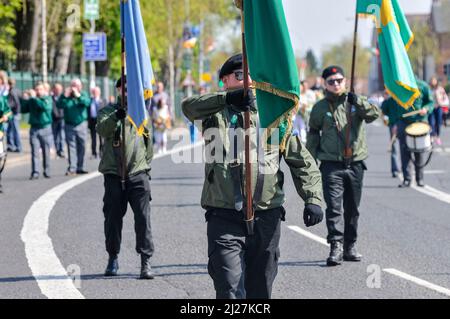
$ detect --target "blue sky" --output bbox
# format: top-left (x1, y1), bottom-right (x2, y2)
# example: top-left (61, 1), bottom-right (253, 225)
top-left (282, 0), bottom-right (433, 57)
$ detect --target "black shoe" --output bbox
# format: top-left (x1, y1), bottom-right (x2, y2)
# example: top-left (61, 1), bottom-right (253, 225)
top-left (398, 179), bottom-right (411, 188)
top-left (104, 255), bottom-right (119, 277)
top-left (326, 241), bottom-right (343, 266)
top-left (65, 171), bottom-right (77, 177)
top-left (57, 153), bottom-right (66, 159)
top-left (343, 242), bottom-right (362, 262)
top-left (76, 170), bottom-right (89, 175)
top-left (392, 171), bottom-right (398, 178)
top-left (416, 180), bottom-right (425, 187)
top-left (0, 184), bottom-right (3, 194)
top-left (140, 255), bottom-right (155, 279)
top-left (44, 173), bottom-right (51, 179)
top-left (29, 173), bottom-right (39, 180)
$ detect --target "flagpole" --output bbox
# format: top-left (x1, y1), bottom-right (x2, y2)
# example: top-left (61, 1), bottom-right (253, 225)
top-left (240, 0), bottom-right (254, 236)
top-left (350, 12), bottom-right (359, 93)
top-left (120, 0), bottom-right (127, 190)
top-left (345, 11), bottom-right (359, 163)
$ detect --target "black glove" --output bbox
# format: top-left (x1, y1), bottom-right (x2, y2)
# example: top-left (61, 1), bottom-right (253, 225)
top-left (303, 204), bottom-right (324, 227)
top-left (226, 88), bottom-right (254, 112)
top-left (115, 108), bottom-right (127, 120)
top-left (347, 92), bottom-right (358, 105)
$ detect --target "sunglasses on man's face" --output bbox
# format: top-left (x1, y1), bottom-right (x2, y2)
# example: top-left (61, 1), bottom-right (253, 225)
top-left (327, 78), bottom-right (345, 86)
top-left (233, 70), bottom-right (244, 81)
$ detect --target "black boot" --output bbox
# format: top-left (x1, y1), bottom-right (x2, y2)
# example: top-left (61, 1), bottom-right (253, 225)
top-left (140, 254), bottom-right (155, 280)
top-left (343, 242), bottom-right (362, 262)
top-left (104, 255), bottom-right (119, 276)
top-left (326, 241), bottom-right (343, 266)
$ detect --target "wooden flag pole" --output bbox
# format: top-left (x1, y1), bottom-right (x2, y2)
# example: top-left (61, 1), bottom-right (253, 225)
top-left (344, 12), bottom-right (360, 164)
top-left (241, 1), bottom-right (254, 236)
top-left (350, 12), bottom-right (360, 93)
top-left (120, 0), bottom-right (127, 190)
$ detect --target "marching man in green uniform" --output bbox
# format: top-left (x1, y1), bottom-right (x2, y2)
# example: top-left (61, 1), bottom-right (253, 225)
top-left (21, 83), bottom-right (54, 180)
top-left (307, 66), bottom-right (380, 266)
top-left (0, 96), bottom-right (12, 193)
top-left (96, 77), bottom-right (155, 280)
top-left (182, 54), bottom-right (324, 299)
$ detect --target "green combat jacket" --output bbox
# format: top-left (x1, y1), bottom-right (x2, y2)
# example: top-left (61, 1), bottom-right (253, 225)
top-left (182, 91), bottom-right (323, 211)
top-left (306, 91), bottom-right (380, 162)
top-left (0, 97), bottom-right (12, 132)
top-left (21, 96), bottom-right (53, 129)
top-left (57, 91), bottom-right (90, 126)
top-left (96, 102), bottom-right (153, 177)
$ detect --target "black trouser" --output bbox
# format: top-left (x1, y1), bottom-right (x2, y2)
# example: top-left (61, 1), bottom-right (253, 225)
top-left (103, 172), bottom-right (154, 257)
top-left (320, 161), bottom-right (366, 244)
top-left (397, 120), bottom-right (424, 182)
top-left (206, 207), bottom-right (285, 299)
top-left (88, 117), bottom-right (103, 157)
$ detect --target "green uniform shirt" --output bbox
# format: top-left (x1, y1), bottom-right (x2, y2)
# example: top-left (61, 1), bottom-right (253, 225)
top-left (96, 103), bottom-right (153, 177)
top-left (306, 91), bottom-right (380, 162)
top-left (57, 91), bottom-right (90, 126)
top-left (21, 96), bottom-right (53, 129)
top-left (382, 79), bottom-right (434, 125)
top-left (380, 97), bottom-right (399, 126)
top-left (0, 96), bottom-right (12, 132)
top-left (182, 91), bottom-right (323, 211)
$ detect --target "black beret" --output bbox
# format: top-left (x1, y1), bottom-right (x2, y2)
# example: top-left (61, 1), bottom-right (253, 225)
top-left (219, 54), bottom-right (243, 79)
top-left (116, 76), bottom-right (127, 88)
top-left (322, 65), bottom-right (345, 80)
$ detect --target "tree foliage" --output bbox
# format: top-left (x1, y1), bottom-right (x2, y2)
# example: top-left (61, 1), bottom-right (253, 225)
top-left (322, 37), bottom-right (371, 82)
top-left (0, 0), bottom-right (22, 61)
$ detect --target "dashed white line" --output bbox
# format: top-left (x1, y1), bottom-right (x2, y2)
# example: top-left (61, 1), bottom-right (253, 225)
top-left (398, 173), bottom-right (450, 205)
top-left (287, 225), bottom-right (450, 298)
top-left (383, 268), bottom-right (450, 297)
top-left (287, 225), bottom-right (329, 246)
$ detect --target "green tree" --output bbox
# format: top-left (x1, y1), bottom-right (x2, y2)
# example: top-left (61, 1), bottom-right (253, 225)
top-left (322, 37), bottom-right (371, 90)
top-left (407, 21), bottom-right (439, 80)
top-left (0, 0), bottom-right (22, 68)
top-left (305, 49), bottom-right (318, 75)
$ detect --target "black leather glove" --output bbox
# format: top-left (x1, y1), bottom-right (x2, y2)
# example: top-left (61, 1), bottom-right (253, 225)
top-left (347, 92), bottom-right (358, 105)
top-left (226, 88), bottom-right (254, 112)
top-left (303, 204), bottom-right (324, 227)
top-left (115, 108), bottom-right (127, 120)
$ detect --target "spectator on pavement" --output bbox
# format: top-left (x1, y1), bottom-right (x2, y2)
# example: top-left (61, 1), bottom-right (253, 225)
top-left (88, 86), bottom-right (105, 158)
top-left (6, 78), bottom-right (22, 153)
top-left (51, 83), bottom-right (65, 158)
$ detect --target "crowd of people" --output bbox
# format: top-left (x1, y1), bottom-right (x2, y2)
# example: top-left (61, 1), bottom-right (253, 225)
top-left (0, 70), bottom-right (173, 187)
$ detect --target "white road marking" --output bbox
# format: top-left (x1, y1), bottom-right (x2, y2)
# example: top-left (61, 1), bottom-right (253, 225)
top-left (21, 141), bottom-right (202, 299)
top-left (287, 225), bottom-right (329, 246)
top-left (383, 269), bottom-right (450, 297)
top-left (287, 225), bottom-right (450, 297)
top-left (398, 173), bottom-right (450, 205)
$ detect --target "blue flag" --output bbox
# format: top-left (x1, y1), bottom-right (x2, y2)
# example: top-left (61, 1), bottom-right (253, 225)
top-left (121, 0), bottom-right (155, 135)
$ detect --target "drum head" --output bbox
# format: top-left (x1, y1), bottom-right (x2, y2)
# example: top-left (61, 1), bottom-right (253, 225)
top-left (405, 122), bottom-right (431, 137)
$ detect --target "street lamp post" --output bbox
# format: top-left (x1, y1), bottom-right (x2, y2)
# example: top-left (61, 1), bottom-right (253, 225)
top-left (42, 0), bottom-right (48, 83)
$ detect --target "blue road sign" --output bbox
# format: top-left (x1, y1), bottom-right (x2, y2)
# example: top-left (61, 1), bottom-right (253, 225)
top-left (83, 33), bottom-right (107, 62)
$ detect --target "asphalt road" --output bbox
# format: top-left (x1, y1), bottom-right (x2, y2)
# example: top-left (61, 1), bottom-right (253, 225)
top-left (1, 122), bottom-right (450, 299)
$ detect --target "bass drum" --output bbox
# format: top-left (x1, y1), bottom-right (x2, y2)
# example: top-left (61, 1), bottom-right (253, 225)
top-left (405, 122), bottom-right (432, 153)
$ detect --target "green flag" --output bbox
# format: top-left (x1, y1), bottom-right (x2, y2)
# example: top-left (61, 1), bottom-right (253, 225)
top-left (243, 0), bottom-right (300, 150)
top-left (357, 0), bottom-right (419, 109)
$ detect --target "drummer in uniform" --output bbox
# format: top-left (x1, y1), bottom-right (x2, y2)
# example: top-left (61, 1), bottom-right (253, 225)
top-left (395, 78), bottom-right (434, 188)
top-left (0, 95), bottom-right (12, 193)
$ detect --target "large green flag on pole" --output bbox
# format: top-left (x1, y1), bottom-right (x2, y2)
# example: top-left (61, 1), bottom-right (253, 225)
top-left (357, 0), bottom-right (419, 109)
top-left (242, 0), bottom-right (300, 151)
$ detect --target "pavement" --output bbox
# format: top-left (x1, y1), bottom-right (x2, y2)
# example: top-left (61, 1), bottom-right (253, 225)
top-left (1, 121), bottom-right (450, 299)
